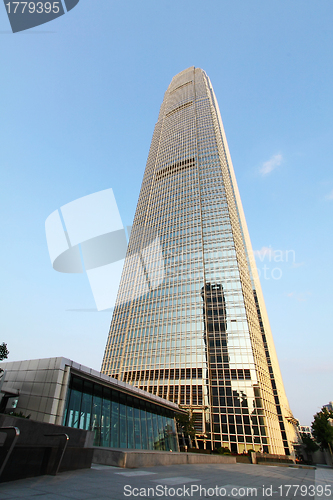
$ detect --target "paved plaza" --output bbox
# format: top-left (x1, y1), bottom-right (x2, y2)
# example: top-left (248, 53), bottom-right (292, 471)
top-left (0, 463), bottom-right (332, 500)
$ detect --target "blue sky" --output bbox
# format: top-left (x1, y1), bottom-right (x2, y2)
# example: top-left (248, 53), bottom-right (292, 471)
top-left (1, 1), bottom-right (332, 426)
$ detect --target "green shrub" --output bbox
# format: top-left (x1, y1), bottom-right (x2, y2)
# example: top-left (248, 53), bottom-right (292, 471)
top-left (9, 411), bottom-right (30, 419)
top-left (217, 446), bottom-right (231, 455)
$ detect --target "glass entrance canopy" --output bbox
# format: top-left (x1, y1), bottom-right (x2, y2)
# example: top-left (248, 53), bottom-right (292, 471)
top-left (63, 374), bottom-right (179, 451)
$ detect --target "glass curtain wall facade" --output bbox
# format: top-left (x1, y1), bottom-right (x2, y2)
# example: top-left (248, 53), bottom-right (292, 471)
top-left (63, 374), bottom-right (179, 451)
top-left (102, 67), bottom-right (297, 455)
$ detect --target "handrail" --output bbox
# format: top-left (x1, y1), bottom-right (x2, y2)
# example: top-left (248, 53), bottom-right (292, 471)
top-left (44, 433), bottom-right (69, 475)
top-left (0, 426), bottom-right (20, 477)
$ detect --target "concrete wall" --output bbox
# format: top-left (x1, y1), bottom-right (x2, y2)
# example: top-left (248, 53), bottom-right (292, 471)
top-left (0, 414), bottom-right (94, 448)
top-left (92, 448), bottom-right (236, 468)
top-left (312, 448), bottom-right (333, 466)
top-left (0, 413), bottom-right (94, 482)
top-left (251, 452), bottom-right (295, 465)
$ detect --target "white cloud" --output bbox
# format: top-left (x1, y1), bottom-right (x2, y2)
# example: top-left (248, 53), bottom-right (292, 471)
top-left (291, 261), bottom-right (305, 269)
top-left (260, 153), bottom-right (283, 176)
top-left (254, 247), bottom-right (297, 264)
top-left (254, 246), bottom-right (275, 261)
top-left (299, 362), bottom-right (333, 375)
top-left (286, 291), bottom-right (311, 302)
top-left (325, 189), bottom-right (333, 200)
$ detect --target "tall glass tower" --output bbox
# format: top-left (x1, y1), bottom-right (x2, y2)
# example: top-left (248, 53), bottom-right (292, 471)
top-left (102, 67), bottom-right (297, 455)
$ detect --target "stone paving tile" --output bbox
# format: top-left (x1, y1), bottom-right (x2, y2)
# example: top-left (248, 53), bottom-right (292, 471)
top-left (151, 475), bottom-right (200, 485)
top-left (0, 463), bottom-right (332, 500)
top-left (115, 470), bottom-right (157, 476)
top-left (91, 465), bottom-right (119, 471)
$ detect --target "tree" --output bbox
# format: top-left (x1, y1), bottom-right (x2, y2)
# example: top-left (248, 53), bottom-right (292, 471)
top-left (300, 433), bottom-right (319, 463)
top-left (0, 343), bottom-right (9, 361)
top-left (301, 433), bottom-right (319, 453)
top-left (311, 407), bottom-right (333, 456)
top-left (0, 342), bottom-right (9, 373)
top-left (176, 411), bottom-right (196, 438)
top-left (176, 411), bottom-right (197, 448)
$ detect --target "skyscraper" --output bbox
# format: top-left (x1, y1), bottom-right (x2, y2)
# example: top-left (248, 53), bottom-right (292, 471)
top-left (102, 67), bottom-right (298, 455)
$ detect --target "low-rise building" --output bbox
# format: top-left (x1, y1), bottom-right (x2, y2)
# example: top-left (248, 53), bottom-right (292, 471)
top-left (298, 425), bottom-right (312, 437)
top-left (0, 357), bottom-right (183, 451)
